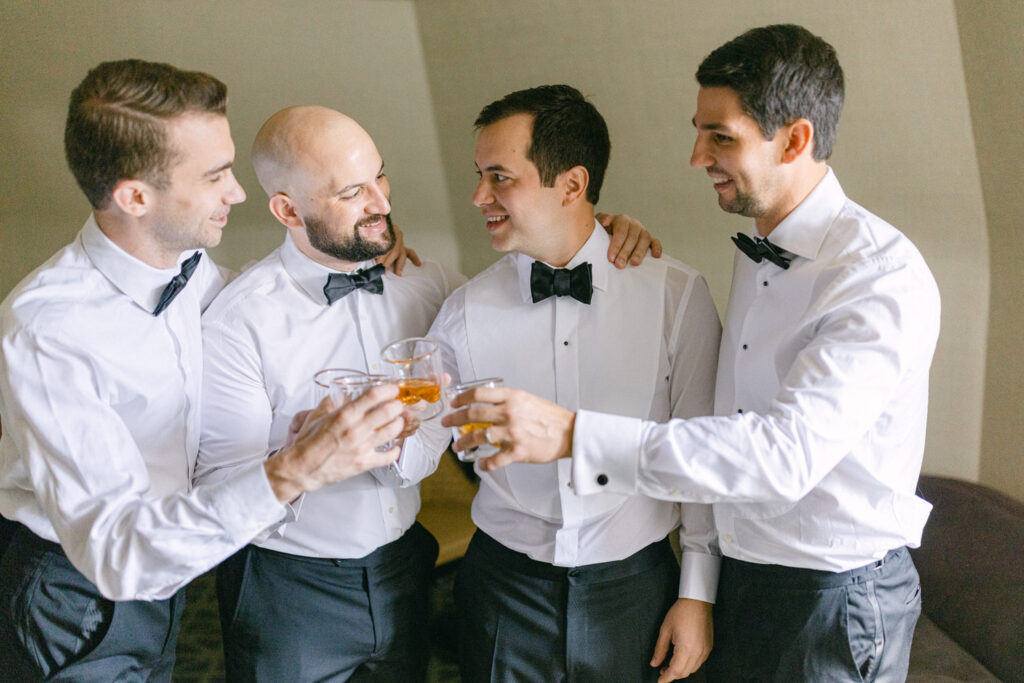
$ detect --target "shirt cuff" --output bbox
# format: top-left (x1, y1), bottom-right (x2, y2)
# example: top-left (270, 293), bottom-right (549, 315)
top-left (210, 460), bottom-right (288, 544)
top-left (678, 551), bottom-right (720, 603)
top-left (571, 410), bottom-right (642, 496)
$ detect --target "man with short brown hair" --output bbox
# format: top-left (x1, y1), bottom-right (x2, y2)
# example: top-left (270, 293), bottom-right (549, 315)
top-left (0, 60), bottom-right (404, 681)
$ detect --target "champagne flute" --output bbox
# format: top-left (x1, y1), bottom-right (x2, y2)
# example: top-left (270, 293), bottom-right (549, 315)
top-left (379, 337), bottom-right (445, 420)
top-left (446, 377), bottom-right (503, 462)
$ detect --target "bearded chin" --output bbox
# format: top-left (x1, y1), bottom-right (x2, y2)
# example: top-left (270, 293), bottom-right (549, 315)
top-left (306, 214), bottom-right (396, 263)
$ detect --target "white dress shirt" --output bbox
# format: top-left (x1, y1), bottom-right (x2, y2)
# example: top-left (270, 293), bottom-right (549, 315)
top-left (425, 224), bottom-right (722, 602)
top-left (195, 234), bottom-right (463, 559)
top-left (573, 169), bottom-right (941, 572)
top-left (0, 216), bottom-right (287, 601)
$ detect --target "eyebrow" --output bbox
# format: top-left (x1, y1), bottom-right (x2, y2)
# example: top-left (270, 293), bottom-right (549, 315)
top-left (691, 117), bottom-right (727, 131)
top-left (336, 161), bottom-right (386, 194)
top-left (203, 161), bottom-right (234, 178)
top-left (477, 163), bottom-right (512, 173)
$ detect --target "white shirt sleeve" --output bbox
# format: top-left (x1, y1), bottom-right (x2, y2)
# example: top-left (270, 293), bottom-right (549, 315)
top-left (574, 256), bottom-right (939, 505)
top-left (0, 325), bottom-right (286, 601)
top-left (664, 272), bottom-right (722, 602)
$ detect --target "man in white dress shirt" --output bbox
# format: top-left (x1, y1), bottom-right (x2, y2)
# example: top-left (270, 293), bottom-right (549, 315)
top-left (0, 61), bottom-right (405, 681)
top-left (425, 85), bottom-right (722, 682)
top-left (447, 26), bottom-right (941, 681)
top-left (193, 105), bottom-right (464, 681)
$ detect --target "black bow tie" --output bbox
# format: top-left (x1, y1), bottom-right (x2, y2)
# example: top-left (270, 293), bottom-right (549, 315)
top-left (323, 264), bottom-right (386, 304)
top-left (731, 232), bottom-right (791, 270)
top-left (153, 251), bottom-right (202, 316)
top-left (530, 261), bottom-right (593, 304)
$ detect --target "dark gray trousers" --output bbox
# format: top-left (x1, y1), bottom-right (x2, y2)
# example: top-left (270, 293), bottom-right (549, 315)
top-left (706, 546), bottom-right (922, 682)
top-left (217, 522), bottom-right (438, 682)
top-left (455, 530), bottom-right (678, 683)
top-left (0, 524), bottom-right (184, 682)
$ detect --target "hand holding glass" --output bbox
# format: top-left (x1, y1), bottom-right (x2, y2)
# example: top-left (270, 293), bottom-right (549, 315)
top-left (447, 377), bottom-right (503, 462)
top-left (312, 368), bottom-right (396, 451)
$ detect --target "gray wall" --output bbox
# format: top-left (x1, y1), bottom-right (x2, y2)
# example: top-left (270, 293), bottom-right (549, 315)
top-left (0, 0), bottom-right (1019, 499)
top-left (0, 0), bottom-right (459, 283)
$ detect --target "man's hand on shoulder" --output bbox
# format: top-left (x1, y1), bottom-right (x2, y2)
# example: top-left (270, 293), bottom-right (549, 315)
top-left (376, 221), bottom-right (422, 275)
top-left (598, 212), bottom-right (663, 269)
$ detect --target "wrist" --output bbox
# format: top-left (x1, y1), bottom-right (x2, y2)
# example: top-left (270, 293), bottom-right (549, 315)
top-left (263, 445), bottom-right (312, 504)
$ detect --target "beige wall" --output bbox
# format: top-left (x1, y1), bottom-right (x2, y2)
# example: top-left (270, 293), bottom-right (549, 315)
top-left (0, 0), bottom-right (459, 291)
top-left (0, 1), bottom-right (1017, 498)
top-left (415, 0), bottom-right (992, 488)
top-left (955, 0), bottom-right (1024, 500)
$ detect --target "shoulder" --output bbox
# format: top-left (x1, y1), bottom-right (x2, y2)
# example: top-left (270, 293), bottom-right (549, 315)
top-left (201, 249), bottom-right (288, 326)
top-left (383, 258), bottom-right (467, 299)
top-left (1, 240), bottom-right (109, 340)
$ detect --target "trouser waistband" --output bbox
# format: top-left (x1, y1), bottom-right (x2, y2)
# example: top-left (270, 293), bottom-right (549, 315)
top-left (721, 546), bottom-right (911, 589)
top-left (469, 530), bottom-right (674, 583)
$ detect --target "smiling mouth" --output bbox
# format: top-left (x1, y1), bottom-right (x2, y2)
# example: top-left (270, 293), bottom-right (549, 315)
top-left (356, 215), bottom-right (387, 232)
top-left (486, 215), bottom-right (508, 231)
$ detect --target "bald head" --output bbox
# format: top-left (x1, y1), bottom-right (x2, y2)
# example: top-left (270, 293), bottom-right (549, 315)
top-left (251, 105), bottom-right (377, 198)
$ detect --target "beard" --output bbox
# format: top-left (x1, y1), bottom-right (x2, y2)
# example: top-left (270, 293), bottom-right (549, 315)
top-left (306, 213), bottom-right (396, 263)
top-left (712, 169), bottom-right (769, 219)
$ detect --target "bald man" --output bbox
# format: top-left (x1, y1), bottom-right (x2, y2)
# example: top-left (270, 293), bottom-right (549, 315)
top-left (193, 106), bottom-right (463, 681)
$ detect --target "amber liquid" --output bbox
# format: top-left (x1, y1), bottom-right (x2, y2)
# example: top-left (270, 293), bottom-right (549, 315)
top-left (458, 422), bottom-right (492, 435)
top-left (397, 378), bottom-right (442, 405)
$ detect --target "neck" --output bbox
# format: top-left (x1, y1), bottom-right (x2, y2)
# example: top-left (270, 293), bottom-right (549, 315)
top-left (530, 208), bottom-right (595, 267)
top-left (93, 210), bottom-right (183, 269)
top-left (754, 162), bottom-right (828, 237)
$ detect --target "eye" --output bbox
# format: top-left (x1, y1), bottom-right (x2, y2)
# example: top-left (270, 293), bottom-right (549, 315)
top-left (209, 173), bottom-right (224, 183)
top-left (493, 173), bottom-right (509, 183)
top-left (713, 133), bottom-right (733, 145)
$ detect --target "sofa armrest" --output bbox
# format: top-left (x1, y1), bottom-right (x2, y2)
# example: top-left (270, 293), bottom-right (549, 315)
top-left (910, 475), bottom-right (1024, 682)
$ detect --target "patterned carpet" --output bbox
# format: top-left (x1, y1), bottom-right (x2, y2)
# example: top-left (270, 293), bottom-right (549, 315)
top-left (174, 564), bottom-right (461, 682)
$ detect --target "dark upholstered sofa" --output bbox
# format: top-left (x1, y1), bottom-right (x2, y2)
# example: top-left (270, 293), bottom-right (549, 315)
top-left (907, 475), bottom-right (1024, 682)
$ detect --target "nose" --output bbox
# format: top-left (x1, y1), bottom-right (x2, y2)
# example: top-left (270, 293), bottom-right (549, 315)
top-left (472, 178), bottom-right (492, 208)
top-left (225, 170), bottom-right (246, 205)
top-left (690, 136), bottom-right (712, 169)
top-left (367, 180), bottom-right (391, 215)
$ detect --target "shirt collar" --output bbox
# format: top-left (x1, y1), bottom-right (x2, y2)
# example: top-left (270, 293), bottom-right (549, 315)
top-left (79, 214), bottom-right (197, 313)
top-left (279, 232), bottom-right (379, 306)
top-left (514, 219), bottom-right (609, 303)
top-left (755, 167), bottom-right (845, 262)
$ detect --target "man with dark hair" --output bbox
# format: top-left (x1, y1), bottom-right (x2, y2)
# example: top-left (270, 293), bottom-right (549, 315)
top-left (424, 84), bottom-right (722, 681)
top-left (0, 60), bottom-right (405, 681)
top-left (447, 26), bottom-right (940, 681)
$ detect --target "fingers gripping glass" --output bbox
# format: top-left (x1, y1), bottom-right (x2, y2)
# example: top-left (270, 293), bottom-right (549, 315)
top-left (312, 368), bottom-right (396, 451)
top-left (447, 377), bottom-right (503, 462)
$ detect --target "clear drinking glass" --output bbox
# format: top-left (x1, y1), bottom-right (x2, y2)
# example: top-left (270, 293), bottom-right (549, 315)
top-left (446, 377), bottom-right (503, 462)
top-left (312, 368), bottom-right (367, 407)
top-left (312, 368), bottom-right (396, 451)
top-left (380, 337), bottom-right (445, 420)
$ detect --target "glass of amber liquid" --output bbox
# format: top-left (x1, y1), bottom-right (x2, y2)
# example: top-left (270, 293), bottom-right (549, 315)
top-left (380, 337), bottom-right (445, 420)
top-left (447, 377), bottom-right (503, 462)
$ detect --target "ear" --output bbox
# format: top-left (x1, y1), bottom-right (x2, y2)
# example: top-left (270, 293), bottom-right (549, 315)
top-left (109, 179), bottom-right (152, 217)
top-left (268, 193), bottom-right (304, 228)
top-left (559, 165), bottom-right (590, 206)
top-left (781, 118), bottom-right (814, 163)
